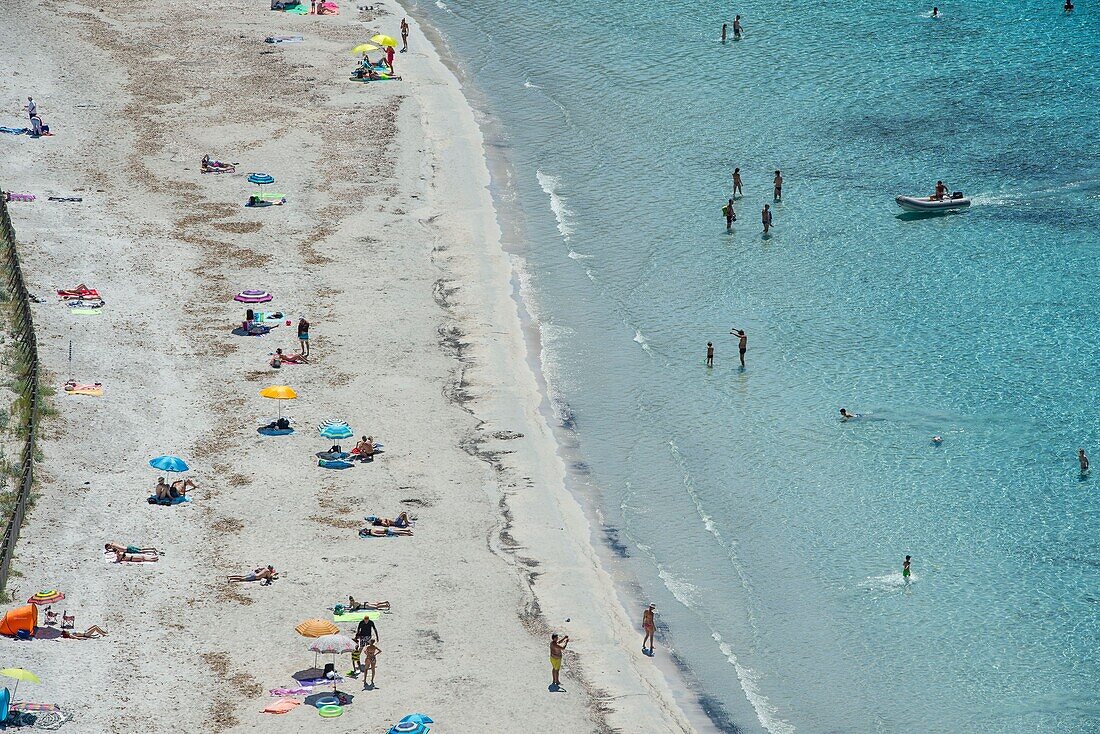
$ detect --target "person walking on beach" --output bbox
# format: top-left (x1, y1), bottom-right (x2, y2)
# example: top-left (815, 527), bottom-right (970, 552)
top-left (706, 342), bottom-right (714, 367)
top-left (362, 639), bottom-right (381, 687)
top-left (721, 23), bottom-right (728, 42)
top-left (401, 17), bottom-right (410, 51)
top-left (297, 315), bottom-right (310, 357)
top-left (773, 170), bottom-right (783, 201)
top-left (385, 43), bottom-right (396, 74)
top-left (550, 633), bottom-right (569, 689)
top-left (761, 204), bottom-right (772, 234)
top-left (732, 167), bottom-right (743, 198)
top-left (355, 614), bottom-right (379, 644)
top-left (24, 96), bottom-right (36, 120)
top-left (731, 328), bottom-right (747, 367)
top-left (733, 14), bottom-right (743, 39)
top-left (1078, 448), bottom-right (1089, 474)
top-left (642, 604), bottom-right (656, 654)
top-left (724, 198), bottom-right (736, 231)
top-left (902, 555), bottom-right (912, 580)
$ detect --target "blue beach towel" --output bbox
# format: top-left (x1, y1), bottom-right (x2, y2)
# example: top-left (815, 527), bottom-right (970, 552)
top-left (0, 127), bottom-right (28, 135)
top-left (258, 426), bottom-right (295, 436)
top-left (147, 495), bottom-right (190, 506)
top-left (319, 459), bottom-right (354, 469)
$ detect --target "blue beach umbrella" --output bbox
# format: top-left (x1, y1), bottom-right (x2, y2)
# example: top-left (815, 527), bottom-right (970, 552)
top-left (247, 173), bottom-right (275, 185)
top-left (320, 424), bottom-right (354, 440)
top-left (400, 714), bottom-right (434, 725)
top-left (149, 455), bottom-right (189, 473)
top-left (388, 722), bottom-right (429, 734)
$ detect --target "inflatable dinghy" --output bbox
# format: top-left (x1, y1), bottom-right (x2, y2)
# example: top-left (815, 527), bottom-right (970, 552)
top-left (895, 193), bottom-right (971, 212)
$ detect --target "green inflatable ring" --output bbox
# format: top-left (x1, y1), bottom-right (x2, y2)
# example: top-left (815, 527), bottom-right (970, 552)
top-left (318, 704), bottom-right (343, 718)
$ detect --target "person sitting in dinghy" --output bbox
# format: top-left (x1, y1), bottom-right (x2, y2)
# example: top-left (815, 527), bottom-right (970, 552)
top-left (930, 180), bottom-right (948, 201)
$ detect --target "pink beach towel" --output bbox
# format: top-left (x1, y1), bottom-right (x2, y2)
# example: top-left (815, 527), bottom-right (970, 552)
top-left (262, 698), bottom-right (302, 714)
top-left (268, 686), bottom-right (312, 696)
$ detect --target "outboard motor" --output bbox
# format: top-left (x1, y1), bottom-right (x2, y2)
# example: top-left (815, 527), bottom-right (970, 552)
top-left (951, 191), bottom-right (965, 199)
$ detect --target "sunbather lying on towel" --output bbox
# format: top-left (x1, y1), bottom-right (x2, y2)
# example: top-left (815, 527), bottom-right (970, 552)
top-left (57, 284), bottom-right (100, 300)
top-left (353, 67), bottom-right (402, 81)
top-left (359, 526), bottom-right (413, 537)
top-left (201, 154), bottom-right (236, 173)
top-left (64, 380), bottom-right (102, 392)
top-left (228, 565), bottom-right (279, 584)
top-left (368, 511), bottom-right (412, 528)
top-left (105, 542), bottom-right (162, 555)
top-left (347, 596), bottom-right (390, 611)
top-left (62, 625), bottom-right (108, 639)
top-left (109, 549), bottom-right (159, 563)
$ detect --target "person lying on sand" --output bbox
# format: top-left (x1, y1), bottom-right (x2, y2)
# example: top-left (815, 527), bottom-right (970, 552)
top-left (347, 596), bottom-right (390, 611)
top-left (109, 549), bottom-right (159, 563)
top-left (105, 542), bottom-right (162, 555)
top-left (62, 625), bottom-right (109, 639)
top-left (369, 511), bottom-right (412, 528)
top-left (201, 154), bottom-right (236, 173)
top-left (228, 565), bottom-right (278, 584)
top-left (359, 526), bottom-right (413, 537)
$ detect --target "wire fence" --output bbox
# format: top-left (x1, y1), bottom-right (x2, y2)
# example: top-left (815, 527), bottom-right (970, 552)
top-left (0, 191), bottom-right (41, 597)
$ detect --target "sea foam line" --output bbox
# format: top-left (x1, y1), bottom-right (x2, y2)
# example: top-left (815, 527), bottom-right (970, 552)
top-left (535, 169), bottom-right (574, 242)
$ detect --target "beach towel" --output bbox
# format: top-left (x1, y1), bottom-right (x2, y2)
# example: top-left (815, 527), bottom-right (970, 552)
top-left (269, 686), bottom-right (313, 696)
top-left (262, 698), bottom-right (301, 714)
top-left (147, 495), bottom-right (190, 505)
top-left (258, 426), bottom-right (295, 436)
top-left (4, 193), bottom-right (35, 202)
top-left (9, 703), bottom-right (60, 713)
top-left (0, 127), bottom-right (28, 135)
top-left (64, 384), bottom-right (103, 397)
top-left (266, 35), bottom-right (304, 43)
top-left (69, 308), bottom-right (104, 315)
top-left (349, 75), bottom-right (400, 83)
top-left (319, 459), bottom-right (354, 469)
top-left (295, 676), bottom-right (343, 686)
top-left (332, 610), bottom-right (380, 623)
top-left (47, 197), bottom-right (82, 202)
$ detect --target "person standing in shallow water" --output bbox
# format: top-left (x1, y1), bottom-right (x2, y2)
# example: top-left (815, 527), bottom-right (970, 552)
top-left (773, 170), bottom-right (783, 201)
top-left (732, 167), bottom-right (743, 198)
top-left (761, 204), bottom-right (772, 234)
top-left (297, 315), bottom-right (310, 357)
top-left (1078, 448), bottom-right (1089, 474)
top-left (721, 23), bottom-right (727, 42)
top-left (903, 555), bottom-right (912, 580)
top-left (733, 14), bottom-right (743, 38)
top-left (730, 328), bottom-right (747, 367)
top-left (706, 342), bottom-right (714, 367)
top-left (642, 604), bottom-right (656, 654)
top-left (724, 198), bottom-right (736, 231)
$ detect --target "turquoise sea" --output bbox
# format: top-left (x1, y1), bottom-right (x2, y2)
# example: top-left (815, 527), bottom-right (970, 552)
top-left (410, 1), bottom-right (1100, 731)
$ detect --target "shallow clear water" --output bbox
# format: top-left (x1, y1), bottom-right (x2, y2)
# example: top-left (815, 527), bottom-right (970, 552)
top-left (410, 1), bottom-right (1100, 731)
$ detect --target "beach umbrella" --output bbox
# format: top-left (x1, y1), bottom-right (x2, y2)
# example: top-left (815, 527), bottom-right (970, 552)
top-left (389, 722), bottom-right (429, 734)
top-left (351, 43), bottom-right (379, 55)
top-left (234, 289), bottom-right (273, 304)
top-left (308, 634), bottom-right (357, 692)
top-left (1, 668), bottom-right (40, 699)
top-left (296, 619), bottom-right (339, 638)
top-left (400, 714), bottom-right (434, 725)
top-left (260, 385), bottom-right (297, 419)
top-left (320, 424), bottom-right (354, 440)
top-left (149, 455), bottom-right (189, 473)
top-left (27, 590), bottom-right (64, 606)
top-left (247, 173), bottom-right (275, 200)
top-left (371, 34), bottom-right (398, 47)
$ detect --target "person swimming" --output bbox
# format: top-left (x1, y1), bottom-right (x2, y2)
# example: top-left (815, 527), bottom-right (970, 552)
top-left (931, 6), bottom-right (939, 17)
top-left (932, 435), bottom-right (943, 445)
top-left (840, 408), bottom-right (860, 421)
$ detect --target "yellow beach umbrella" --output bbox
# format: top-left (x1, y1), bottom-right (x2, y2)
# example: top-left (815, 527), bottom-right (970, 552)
top-left (260, 385), bottom-right (297, 420)
top-left (371, 34), bottom-right (398, 48)
top-left (351, 43), bottom-right (379, 55)
top-left (1, 668), bottom-right (41, 699)
top-left (260, 385), bottom-right (297, 400)
top-left (295, 619), bottom-right (339, 638)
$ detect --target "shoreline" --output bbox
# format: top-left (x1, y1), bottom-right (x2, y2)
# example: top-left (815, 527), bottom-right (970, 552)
top-left (406, 5), bottom-right (745, 733)
top-left (1, 0), bottom-right (700, 730)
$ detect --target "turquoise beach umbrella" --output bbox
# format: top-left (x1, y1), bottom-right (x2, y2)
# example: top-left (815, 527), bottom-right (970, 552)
top-left (149, 455), bottom-right (189, 473)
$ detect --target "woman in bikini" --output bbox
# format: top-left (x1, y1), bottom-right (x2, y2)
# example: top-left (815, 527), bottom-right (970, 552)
top-left (359, 526), bottom-right (413, 537)
top-left (63, 625), bottom-right (109, 639)
top-left (228, 565), bottom-right (278, 583)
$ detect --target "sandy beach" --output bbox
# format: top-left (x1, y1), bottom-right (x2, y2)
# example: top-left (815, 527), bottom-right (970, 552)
top-left (0, 0), bottom-right (695, 730)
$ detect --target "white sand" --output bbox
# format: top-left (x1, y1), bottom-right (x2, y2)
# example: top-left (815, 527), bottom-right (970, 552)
top-left (0, 0), bottom-right (696, 730)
